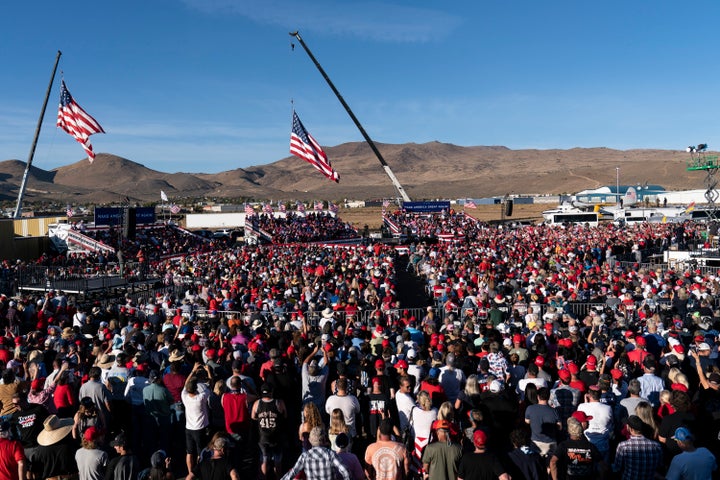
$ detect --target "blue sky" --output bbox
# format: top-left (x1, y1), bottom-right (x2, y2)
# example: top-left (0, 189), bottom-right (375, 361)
top-left (2, 0), bottom-right (720, 174)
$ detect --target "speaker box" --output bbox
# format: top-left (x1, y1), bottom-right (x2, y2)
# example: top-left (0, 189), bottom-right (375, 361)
top-left (505, 199), bottom-right (513, 216)
top-left (124, 207), bottom-right (137, 239)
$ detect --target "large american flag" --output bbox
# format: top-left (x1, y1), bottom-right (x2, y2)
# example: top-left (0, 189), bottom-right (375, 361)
top-left (57, 81), bottom-right (105, 163)
top-left (66, 205), bottom-right (74, 218)
top-left (329, 202), bottom-right (339, 214)
top-left (170, 204), bottom-right (181, 214)
top-left (296, 201), bottom-right (306, 213)
top-left (290, 111), bottom-right (338, 182)
top-left (465, 200), bottom-right (477, 209)
top-left (314, 201), bottom-right (323, 211)
top-left (278, 202), bottom-right (286, 213)
top-left (245, 204), bottom-right (254, 216)
top-left (262, 203), bottom-right (273, 214)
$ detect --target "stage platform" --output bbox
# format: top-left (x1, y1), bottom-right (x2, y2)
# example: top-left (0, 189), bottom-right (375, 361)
top-left (17, 274), bottom-right (162, 301)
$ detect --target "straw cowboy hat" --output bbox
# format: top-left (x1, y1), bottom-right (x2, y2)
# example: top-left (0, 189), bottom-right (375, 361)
top-left (321, 308), bottom-right (334, 319)
top-left (37, 415), bottom-right (74, 446)
top-left (168, 349), bottom-right (185, 363)
top-left (95, 353), bottom-right (116, 369)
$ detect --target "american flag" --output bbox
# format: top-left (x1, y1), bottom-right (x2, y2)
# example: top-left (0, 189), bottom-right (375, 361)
top-left (263, 203), bottom-right (273, 214)
top-left (170, 204), bottom-right (181, 214)
top-left (382, 199), bottom-right (390, 214)
top-left (57, 80), bottom-right (105, 163)
top-left (66, 205), bottom-right (74, 218)
top-left (465, 200), bottom-right (477, 209)
top-left (296, 201), bottom-right (306, 213)
top-left (314, 201), bottom-right (324, 211)
top-left (329, 202), bottom-right (339, 214)
top-left (278, 202), bottom-right (286, 213)
top-left (245, 204), bottom-right (254, 216)
top-left (290, 111), bottom-right (339, 182)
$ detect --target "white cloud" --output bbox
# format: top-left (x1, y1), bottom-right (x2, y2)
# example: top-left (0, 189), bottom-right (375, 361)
top-left (180, 0), bottom-right (460, 42)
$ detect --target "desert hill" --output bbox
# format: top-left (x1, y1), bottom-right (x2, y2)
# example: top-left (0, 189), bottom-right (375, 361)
top-left (0, 142), bottom-right (704, 204)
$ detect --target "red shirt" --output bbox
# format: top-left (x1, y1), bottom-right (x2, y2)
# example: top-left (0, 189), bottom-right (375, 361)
top-left (163, 372), bottom-right (187, 403)
top-left (221, 390), bottom-right (250, 433)
top-left (53, 384), bottom-right (77, 410)
top-left (0, 438), bottom-right (25, 480)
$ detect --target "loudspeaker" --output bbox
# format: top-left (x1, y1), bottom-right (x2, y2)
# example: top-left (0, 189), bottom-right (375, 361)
top-left (124, 207), bottom-right (137, 239)
top-left (505, 199), bottom-right (513, 217)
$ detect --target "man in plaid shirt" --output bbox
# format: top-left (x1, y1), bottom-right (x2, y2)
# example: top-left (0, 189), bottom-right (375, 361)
top-left (612, 415), bottom-right (663, 480)
top-left (281, 427), bottom-right (350, 480)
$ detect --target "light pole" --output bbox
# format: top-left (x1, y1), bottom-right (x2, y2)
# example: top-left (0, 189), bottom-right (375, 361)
top-left (616, 167), bottom-right (620, 207)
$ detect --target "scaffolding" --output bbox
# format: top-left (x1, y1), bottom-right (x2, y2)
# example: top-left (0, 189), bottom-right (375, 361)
top-left (686, 144), bottom-right (719, 218)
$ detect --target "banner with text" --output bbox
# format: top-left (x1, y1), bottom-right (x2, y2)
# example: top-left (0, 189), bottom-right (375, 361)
top-left (402, 201), bottom-right (451, 213)
top-left (94, 207), bottom-right (156, 226)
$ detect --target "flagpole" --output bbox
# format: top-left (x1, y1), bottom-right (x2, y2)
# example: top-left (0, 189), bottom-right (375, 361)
top-left (14, 50), bottom-right (62, 219)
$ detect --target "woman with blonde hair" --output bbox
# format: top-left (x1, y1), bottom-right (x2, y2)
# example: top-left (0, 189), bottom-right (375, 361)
top-left (328, 408), bottom-right (350, 452)
top-left (454, 374), bottom-right (482, 417)
top-left (298, 402), bottom-right (324, 451)
top-left (634, 401), bottom-right (659, 439)
top-left (410, 390), bottom-right (438, 476)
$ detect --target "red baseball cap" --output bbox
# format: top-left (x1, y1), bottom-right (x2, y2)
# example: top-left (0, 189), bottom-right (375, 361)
top-left (395, 360), bottom-right (408, 369)
top-left (567, 362), bottom-right (579, 374)
top-left (534, 356), bottom-right (545, 367)
top-left (572, 411), bottom-right (593, 423)
top-left (610, 368), bottom-right (623, 380)
top-left (473, 429), bottom-right (488, 447)
top-left (432, 419), bottom-right (453, 431)
top-left (558, 369), bottom-right (571, 382)
top-left (586, 355), bottom-right (597, 369)
top-left (635, 336), bottom-right (646, 346)
top-left (375, 359), bottom-right (385, 370)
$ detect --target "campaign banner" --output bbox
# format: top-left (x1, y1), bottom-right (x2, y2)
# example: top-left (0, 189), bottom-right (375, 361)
top-left (94, 207), bottom-right (156, 226)
top-left (95, 208), bottom-right (123, 226)
top-left (402, 201), bottom-right (451, 213)
top-left (135, 207), bottom-right (156, 225)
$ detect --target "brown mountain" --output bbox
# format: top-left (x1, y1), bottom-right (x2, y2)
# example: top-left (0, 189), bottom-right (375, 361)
top-left (0, 142), bottom-right (704, 204)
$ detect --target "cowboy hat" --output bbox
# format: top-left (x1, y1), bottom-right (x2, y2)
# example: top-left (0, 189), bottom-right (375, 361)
top-left (95, 353), bottom-right (116, 369)
top-left (37, 415), bottom-right (74, 446)
top-left (251, 318), bottom-right (264, 330)
top-left (168, 349), bottom-right (185, 363)
top-left (321, 307), bottom-right (334, 319)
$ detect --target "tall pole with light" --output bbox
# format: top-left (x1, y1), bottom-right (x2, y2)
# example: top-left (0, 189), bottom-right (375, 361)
top-left (616, 167), bottom-right (620, 207)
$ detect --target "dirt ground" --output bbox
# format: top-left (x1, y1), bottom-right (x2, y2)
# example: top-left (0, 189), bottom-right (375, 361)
top-left (338, 204), bottom-right (549, 231)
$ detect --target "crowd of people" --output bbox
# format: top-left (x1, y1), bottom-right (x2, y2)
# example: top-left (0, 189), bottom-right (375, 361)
top-left (250, 212), bottom-right (360, 244)
top-left (0, 212), bottom-right (718, 480)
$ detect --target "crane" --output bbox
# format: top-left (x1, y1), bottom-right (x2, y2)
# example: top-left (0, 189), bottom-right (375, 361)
top-left (290, 31), bottom-right (411, 202)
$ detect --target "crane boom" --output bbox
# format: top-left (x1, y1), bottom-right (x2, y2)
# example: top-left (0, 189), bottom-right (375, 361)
top-left (290, 31), bottom-right (411, 202)
top-left (14, 50), bottom-right (62, 219)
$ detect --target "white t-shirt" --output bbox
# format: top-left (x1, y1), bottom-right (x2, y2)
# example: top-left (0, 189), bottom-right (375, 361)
top-left (395, 392), bottom-right (415, 431)
top-left (577, 401), bottom-right (613, 435)
top-left (517, 377), bottom-right (548, 397)
top-left (182, 383), bottom-right (210, 430)
top-left (325, 393), bottom-right (361, 437)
